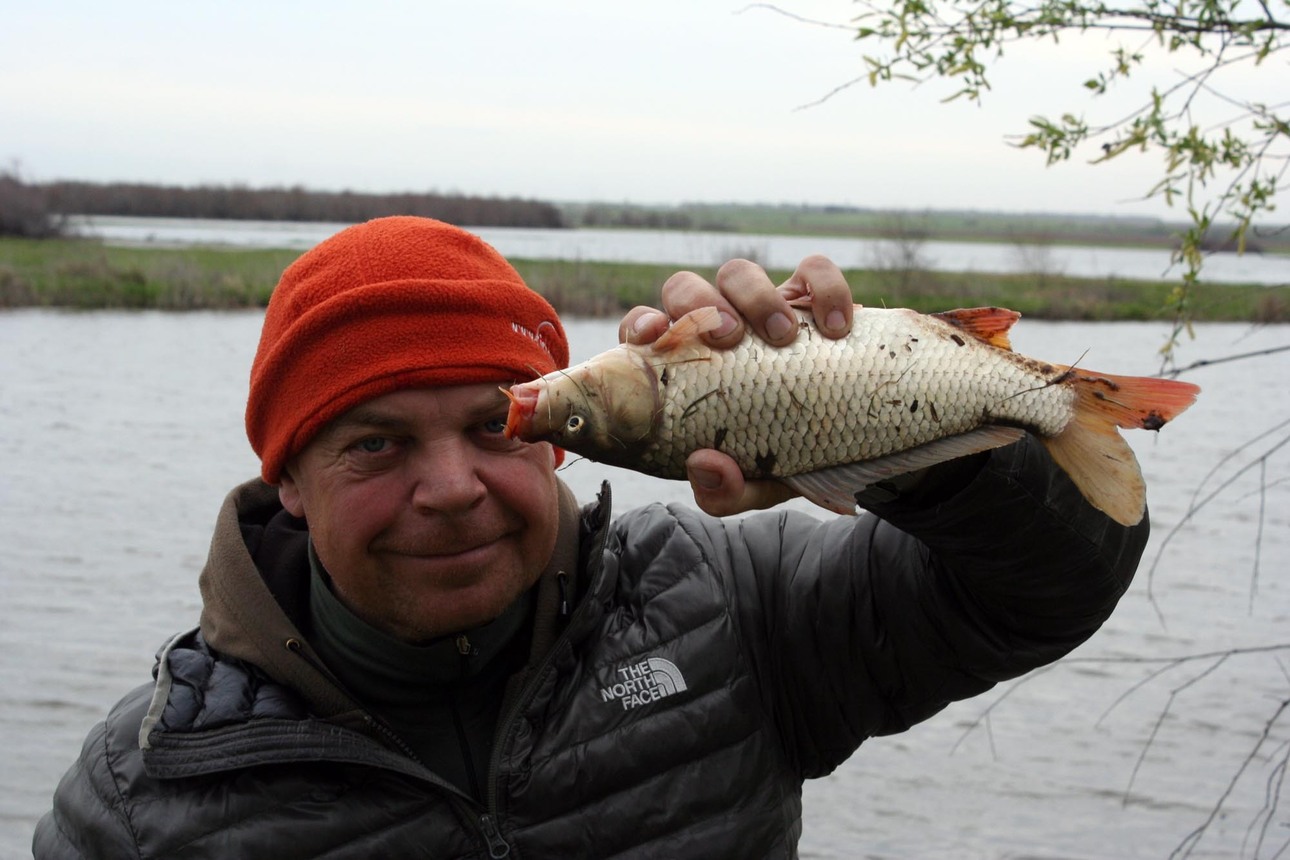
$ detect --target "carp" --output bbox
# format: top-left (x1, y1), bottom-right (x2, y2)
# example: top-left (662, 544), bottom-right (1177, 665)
top-left (503, 303), bottom-right (1200, 525)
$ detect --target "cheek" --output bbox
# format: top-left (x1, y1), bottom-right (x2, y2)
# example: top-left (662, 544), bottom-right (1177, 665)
top-left (495, 448), bottom-right (560, 533)
top-left (308, 479), bottom-right (404, 549)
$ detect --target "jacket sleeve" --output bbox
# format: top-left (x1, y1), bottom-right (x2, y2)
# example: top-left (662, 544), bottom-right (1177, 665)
top-left (712, 434), bottom-right (1147, 778)
top-left (33, 691), bottom-right (149, 860)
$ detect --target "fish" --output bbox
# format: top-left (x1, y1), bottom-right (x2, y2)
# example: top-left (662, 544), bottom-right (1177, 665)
top-left (503, 303), bottom-right (1200, 525)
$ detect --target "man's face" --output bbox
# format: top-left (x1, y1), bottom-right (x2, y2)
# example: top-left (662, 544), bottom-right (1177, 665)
top-left (277, 383), bottom-right (560, 643)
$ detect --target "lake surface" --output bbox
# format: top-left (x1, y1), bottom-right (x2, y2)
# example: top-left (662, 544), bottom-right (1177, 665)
top-left (2, 311), bottom-right (1288, 858)
top-left (68, 214), bottom-right (1290, 287)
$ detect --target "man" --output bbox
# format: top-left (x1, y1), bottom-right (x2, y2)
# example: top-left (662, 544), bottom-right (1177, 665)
top-left (34, 216), bottom-right (1146, 858)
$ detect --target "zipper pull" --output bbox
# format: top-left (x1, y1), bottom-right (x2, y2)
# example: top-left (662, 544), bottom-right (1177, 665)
top-left (456, 634), bottom-right (476, 657)
top-left (557, 571), bottom-right (570, 617)
top-left (479, 813), bottom-right (511, 858)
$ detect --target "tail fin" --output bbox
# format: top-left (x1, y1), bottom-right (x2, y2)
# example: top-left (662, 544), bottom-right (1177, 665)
top-left (1042, 371), bottom-right (1200, 526)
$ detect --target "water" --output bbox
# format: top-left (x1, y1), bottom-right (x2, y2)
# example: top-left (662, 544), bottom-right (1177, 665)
top-left (67, 214), bottom-right (1290, 287)
top-left (2, 310), bottom-right (1288, 859)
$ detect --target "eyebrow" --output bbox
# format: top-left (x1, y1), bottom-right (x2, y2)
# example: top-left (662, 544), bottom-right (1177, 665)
top-left (321, 408), bottom-right (410, 438)
top-left (321, 391), bottom-right (511, 438)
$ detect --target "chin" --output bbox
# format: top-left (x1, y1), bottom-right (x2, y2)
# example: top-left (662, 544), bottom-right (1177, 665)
top-left (403, 580), bottom-right (530, 641)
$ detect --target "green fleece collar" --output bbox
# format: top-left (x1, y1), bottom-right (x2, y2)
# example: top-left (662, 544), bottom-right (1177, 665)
top-left (306, 544), bottom-right (533, 701)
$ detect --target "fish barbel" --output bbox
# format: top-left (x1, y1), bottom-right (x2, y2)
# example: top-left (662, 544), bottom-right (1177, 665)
top-left (503, 304), bottom-right (1200, 525)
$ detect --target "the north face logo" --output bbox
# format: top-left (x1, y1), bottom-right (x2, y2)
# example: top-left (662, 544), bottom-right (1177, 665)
top-left (599, 657), bottom-right (688, 710)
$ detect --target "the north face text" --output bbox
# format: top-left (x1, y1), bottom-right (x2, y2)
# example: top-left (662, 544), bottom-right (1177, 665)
top-left (599, 657), bottom-right (688, 710)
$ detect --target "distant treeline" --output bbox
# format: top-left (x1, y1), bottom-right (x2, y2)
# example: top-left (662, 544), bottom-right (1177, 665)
top-left (0, 174), bottom-right (566, 236)
top-left (575, 203), bottom-right (709, 231)
top-left (5, 172), bottom-right (1286, 253)
top-left (43, 180), bottom-right (567, 228)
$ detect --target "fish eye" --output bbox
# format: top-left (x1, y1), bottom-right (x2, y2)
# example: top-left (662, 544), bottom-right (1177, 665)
top-left (566, 414), bottom-right (586, 434)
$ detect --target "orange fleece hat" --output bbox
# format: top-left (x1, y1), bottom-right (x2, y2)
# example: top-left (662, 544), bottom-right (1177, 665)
top-left (246, 216), bottom-right (568, 484)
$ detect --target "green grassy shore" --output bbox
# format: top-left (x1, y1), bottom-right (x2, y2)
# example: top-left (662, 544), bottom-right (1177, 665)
top-left (0, 237), bottom-right (1285, 322)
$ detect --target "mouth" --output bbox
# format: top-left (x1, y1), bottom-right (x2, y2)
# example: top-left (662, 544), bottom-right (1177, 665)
top-left (381, 525), bottom-right (517, 562)
top-left (501, 384), bottom-right (540, 440)
top-left (387, 537), bottom-right (502, 560)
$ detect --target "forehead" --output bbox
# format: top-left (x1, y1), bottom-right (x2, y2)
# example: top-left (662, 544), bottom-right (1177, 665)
top-left (322, 384), bottom-right (509, 435)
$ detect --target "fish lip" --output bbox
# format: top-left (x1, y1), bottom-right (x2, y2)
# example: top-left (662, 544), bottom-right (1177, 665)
top-left (502, 384), bottom-right (540, 439)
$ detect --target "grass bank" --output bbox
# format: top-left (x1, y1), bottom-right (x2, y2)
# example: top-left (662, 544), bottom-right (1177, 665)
top-left (1, 237), bottom-right (1285, 322)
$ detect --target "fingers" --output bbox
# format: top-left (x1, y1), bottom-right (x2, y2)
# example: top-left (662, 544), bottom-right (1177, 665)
top-left (623, 255), bottom-right (854, 349)
top-left (713, 255), bottom-right (853, 347)
top-left (621, 272), bottom-right (742, 347)
top-left (782, 254), bottom-right (853, 338)
top-left (714, 259), bottom-right (799, 346)
top-left (685, 450), bottom-right (797, 517)
top-left (658, 271), bottom-right (743, 347)
top-left (618, 305), bottom-right (671, 345)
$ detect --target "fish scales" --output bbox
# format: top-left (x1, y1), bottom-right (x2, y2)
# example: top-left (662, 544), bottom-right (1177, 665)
top-left (644, 308), bottom-right (1075, 480)
top-left (504, 302), bottom-right (1200, 525)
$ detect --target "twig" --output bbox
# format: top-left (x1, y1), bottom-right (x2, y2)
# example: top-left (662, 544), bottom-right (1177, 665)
top-left (1251, 458), bottom-right (1267, 614)
top-left (1145, 427), bottom-right (1290, 624)
top-left (1122, 655), bottom-right (1229, 805)
top-left (951, 663), bottom-right (1059, 756)
top-left (1162, 344), bottom-right (1290, 378)
top-left (1246, 736), bottom-right (1290, 858)
top-left (1171, 697), bottom-right (1290, 859)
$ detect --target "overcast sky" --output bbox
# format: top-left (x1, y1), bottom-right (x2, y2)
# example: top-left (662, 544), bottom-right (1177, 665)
top-left (3, 1), bottom-right (1283, 220)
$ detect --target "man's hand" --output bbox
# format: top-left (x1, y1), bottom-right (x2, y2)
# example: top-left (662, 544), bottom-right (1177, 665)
top-left (617, 255), bottom-right (854, 517)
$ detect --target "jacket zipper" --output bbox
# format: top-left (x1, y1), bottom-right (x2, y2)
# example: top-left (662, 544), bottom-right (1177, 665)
top-left (453, 634), bottom-right (484, 803)
top-left (277, 490), bottom-right (614, 859)
top-left (287, 631), bottom-right (517, 857)
top-left (478, 813), bottom-right (511, 858)
top-left (484, 497), bottom-right (613, 816)
top-left (557, 571), bottom-right (570, 617)
top-left (284, 637), bottom-right (446, 783)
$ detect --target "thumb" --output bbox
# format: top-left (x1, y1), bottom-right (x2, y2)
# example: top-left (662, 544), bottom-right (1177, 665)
top-left (686, 451), bottom-right (796, 517)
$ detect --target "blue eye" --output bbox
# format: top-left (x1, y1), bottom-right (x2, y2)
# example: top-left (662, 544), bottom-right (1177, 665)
top-left (356, 437), bottom-right (389, 454)
top-left (481, 418), bottom-right (508, 434)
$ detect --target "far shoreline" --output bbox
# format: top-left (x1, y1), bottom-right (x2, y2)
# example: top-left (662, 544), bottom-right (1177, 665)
top-left (1, 236), bottom-right (1285, 323)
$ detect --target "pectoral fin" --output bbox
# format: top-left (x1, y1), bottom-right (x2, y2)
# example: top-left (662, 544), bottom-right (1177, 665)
top-left (650, 307), bottom-right (721, 361)
top-left (781, 425), bottom-right (1026, 514)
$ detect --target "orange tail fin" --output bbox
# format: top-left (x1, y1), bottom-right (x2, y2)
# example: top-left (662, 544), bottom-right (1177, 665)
top-left (1041, 370), bottom-right (1200, 526)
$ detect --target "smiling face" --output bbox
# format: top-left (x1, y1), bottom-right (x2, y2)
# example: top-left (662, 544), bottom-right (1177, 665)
top-left (276, 383), bottom-right (560, 643)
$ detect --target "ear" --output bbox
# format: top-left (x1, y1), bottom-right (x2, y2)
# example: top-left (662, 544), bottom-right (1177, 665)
top-left (277, 467), bottom-right (306, 518)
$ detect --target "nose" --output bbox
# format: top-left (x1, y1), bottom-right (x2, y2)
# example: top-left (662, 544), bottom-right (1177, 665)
top-left (409, 439), bottom-right (487, 514)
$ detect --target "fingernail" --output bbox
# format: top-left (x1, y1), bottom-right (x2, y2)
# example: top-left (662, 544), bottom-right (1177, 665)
top-left (766, 312), bottom-right (794, 341)
top-left (826, 309), bottom-right (846, 333)
top-left (690, 467), bottom-right (721, 490)
top-left (713, 312), bottom-right (737, 339)
top-left (633, 311), bottom-right (663, 334)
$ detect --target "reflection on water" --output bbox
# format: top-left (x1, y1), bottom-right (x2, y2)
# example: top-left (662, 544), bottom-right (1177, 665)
top-left (1, 310), bottom-right (1288, 858)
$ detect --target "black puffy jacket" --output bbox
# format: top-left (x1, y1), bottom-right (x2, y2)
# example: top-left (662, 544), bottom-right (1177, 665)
top-left (34, 438), bottom-right (1146, 858)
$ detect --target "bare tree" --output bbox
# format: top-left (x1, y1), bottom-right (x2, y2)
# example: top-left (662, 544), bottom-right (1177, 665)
top-left (0, 165), bottom-right (64, 238)
top-left (1011, 233), bottom-right (1066, 287)
top-left (869, 210), bottom-right (933, 291)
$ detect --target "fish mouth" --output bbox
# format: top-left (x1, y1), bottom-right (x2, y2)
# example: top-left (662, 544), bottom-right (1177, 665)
top-left (502, 384), bottom-right (540, 440)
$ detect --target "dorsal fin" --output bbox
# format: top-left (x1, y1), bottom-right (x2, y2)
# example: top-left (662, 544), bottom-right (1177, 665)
top-left (931, 307), bottom-right (1021, 351)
